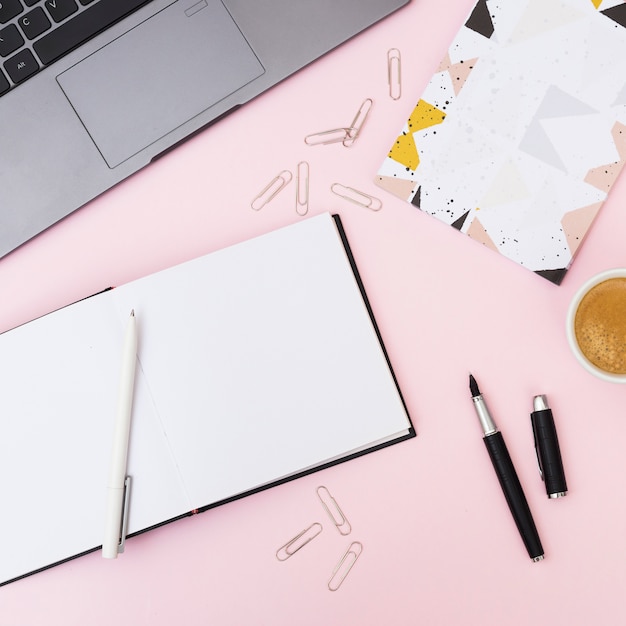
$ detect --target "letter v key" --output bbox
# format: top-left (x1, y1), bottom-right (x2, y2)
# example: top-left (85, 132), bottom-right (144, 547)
top-left (46, 0), bottom-right (78, 23)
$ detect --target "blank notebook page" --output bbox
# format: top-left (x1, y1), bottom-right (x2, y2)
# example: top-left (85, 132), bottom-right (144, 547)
top-left (112, 213), bottom-right (412, 507)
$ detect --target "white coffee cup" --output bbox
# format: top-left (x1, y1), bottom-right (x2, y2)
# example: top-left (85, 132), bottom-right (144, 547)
top-left (566, 268), bottom-right (626, 383)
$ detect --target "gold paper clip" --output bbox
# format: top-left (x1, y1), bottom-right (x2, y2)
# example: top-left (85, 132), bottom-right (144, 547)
top-left (296, 161), bottom-right (309, 216)
top-left (275, 522), bottom-right (323, 561)
top-left (251, 170), bottom-right (292, 210)
top-left (304, 128), bottom-right (355, 146)
top-left (328, 542), bottom-right (363, 591)
top-left (331, 183), bottom-right (382, 211)
top-left (343, 98), bottom-right (373, 147)
top-left (317, 486), bottom-right (351, 535)
top-left (387, 48), bottom-right (401, 100)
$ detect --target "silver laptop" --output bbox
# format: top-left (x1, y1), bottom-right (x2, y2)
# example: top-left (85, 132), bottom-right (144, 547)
top-left (0, 0), bottom-right (409, 259)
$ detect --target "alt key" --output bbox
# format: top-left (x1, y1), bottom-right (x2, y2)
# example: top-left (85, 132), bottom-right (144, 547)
top-left (3, 48), bottom-right (39, 84)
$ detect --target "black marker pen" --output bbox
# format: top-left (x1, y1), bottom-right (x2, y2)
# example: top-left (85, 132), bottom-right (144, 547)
top-left (469, 374), bottom-right (544, 562)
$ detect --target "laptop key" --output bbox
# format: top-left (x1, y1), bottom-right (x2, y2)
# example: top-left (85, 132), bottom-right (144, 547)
top-left (4, 47), bottom-right (39, 83)
top-left (45, 0), bottom-right (79, 24)
top-left (33, 0), bottom-right (150, 65)
top-left (19, 8), bottom-right (52, 40)
top-left (0, 69), bottom-right (9, 94)
top-left (0, 23), bottom-right (25, 57)
top-left (0, 0), bottom-right (23, 24)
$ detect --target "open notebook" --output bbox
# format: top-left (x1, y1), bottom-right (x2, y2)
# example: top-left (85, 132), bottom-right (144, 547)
top-left (0, 213), bottom-right (413, 586)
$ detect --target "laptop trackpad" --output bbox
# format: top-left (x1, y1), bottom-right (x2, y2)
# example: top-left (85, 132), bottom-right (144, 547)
top-left (57, 0), bottom-right (264, 168)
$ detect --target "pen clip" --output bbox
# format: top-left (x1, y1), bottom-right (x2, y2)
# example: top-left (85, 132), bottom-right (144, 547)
top-left (118, 475), bottom-right (131, 554)
top-left (532, 433), bottom-right (544, 481)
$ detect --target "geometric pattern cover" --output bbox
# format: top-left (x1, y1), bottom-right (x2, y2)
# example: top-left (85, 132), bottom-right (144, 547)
top-left (376, 0), bottom-right (626, 284)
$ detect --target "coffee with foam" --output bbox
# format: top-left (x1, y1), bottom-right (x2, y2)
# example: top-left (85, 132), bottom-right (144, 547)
top-left (574, 277), bottom-right (626, 375)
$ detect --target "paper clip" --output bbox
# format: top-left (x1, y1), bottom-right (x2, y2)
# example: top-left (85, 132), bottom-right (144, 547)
top-left (387, 48), bottom-right (401, 100)
top-left (343, 98), bottom-right (373, 147)
top-left (328, 542), bottom-right (363, 591)
top-left (296, 161), bottom-right (309, 216)
top-left (276, 522), bottom-right (323, 561)
top-left (317, 486), bottom-right (351, 535)
top-left (304, 128), bottom-right (355, 146)
top-left (331, 183), bottom-right (382, 211)
top-left (251, 170), bottom-right (292, 210)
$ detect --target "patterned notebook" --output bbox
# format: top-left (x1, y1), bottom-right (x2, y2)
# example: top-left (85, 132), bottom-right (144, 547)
top-left (376, 0), bottom-right (626, 284)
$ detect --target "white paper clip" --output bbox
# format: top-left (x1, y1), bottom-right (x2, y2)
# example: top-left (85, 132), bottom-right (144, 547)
top-left (276, 522), bottom-right (323, 561)
top-left (343, 98), bottom-right (373, 147)
top-left (328, 542), bottom-right (363, 591)
top-left (296, 161), bottom-right (309, 216)
top-left (331, 183), bottom-right (382, 211)
top-left (251, 170), bottom-right (292, 210)
top-left (387, 48), bottom-right (401, 100)
top-left (304, 128), bottom-right (355, 146)
top-left (316, 486), bottom-right (351, 535)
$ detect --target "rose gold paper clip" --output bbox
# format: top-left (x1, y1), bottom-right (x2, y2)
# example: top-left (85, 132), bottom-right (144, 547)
top-left (304, 128), bottom-right (355, 146)
top-left (343, 98), bottom-right (373, 147)
top-left (328, 542), bottom-right (363, 591)
top-left (331, 183), bottom-right (382, 211)
top-left (305, 98), bottom-right (373, 147)
top-left (387, 48), bottom-right (402, 100)
top-left (317, 486), bottom-right (351, 535)
top-left (295, 161), bottom-right (309, 216)
top-left (275, 522), bottom-right (323, 561)
top-left (251, 170), bottom-right (292, 210)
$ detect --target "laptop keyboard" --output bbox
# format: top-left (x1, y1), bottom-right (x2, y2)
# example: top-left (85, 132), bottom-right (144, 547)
top-left (0, 0), bottom-right (151, 96)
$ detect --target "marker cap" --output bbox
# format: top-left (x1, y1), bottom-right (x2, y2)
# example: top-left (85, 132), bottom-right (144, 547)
top-left (531, 395), bottom-right (567, 498)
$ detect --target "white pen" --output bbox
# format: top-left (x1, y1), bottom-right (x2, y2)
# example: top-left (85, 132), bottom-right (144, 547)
top-left (103, 309), bottom-right (137, 559)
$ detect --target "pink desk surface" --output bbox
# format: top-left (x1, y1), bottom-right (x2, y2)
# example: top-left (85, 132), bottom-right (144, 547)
top-left (2, 1), bottom-right (626, 624)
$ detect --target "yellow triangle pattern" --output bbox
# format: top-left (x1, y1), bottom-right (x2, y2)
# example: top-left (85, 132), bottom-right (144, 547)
top-left (591, 0), bottom-right (602, 8)
top-left (407, 99), bottom-right (447, 132)
top-left (388, 132), bottom-right (419, 170)
top-left (387, 100), bottom-right (446, 170)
